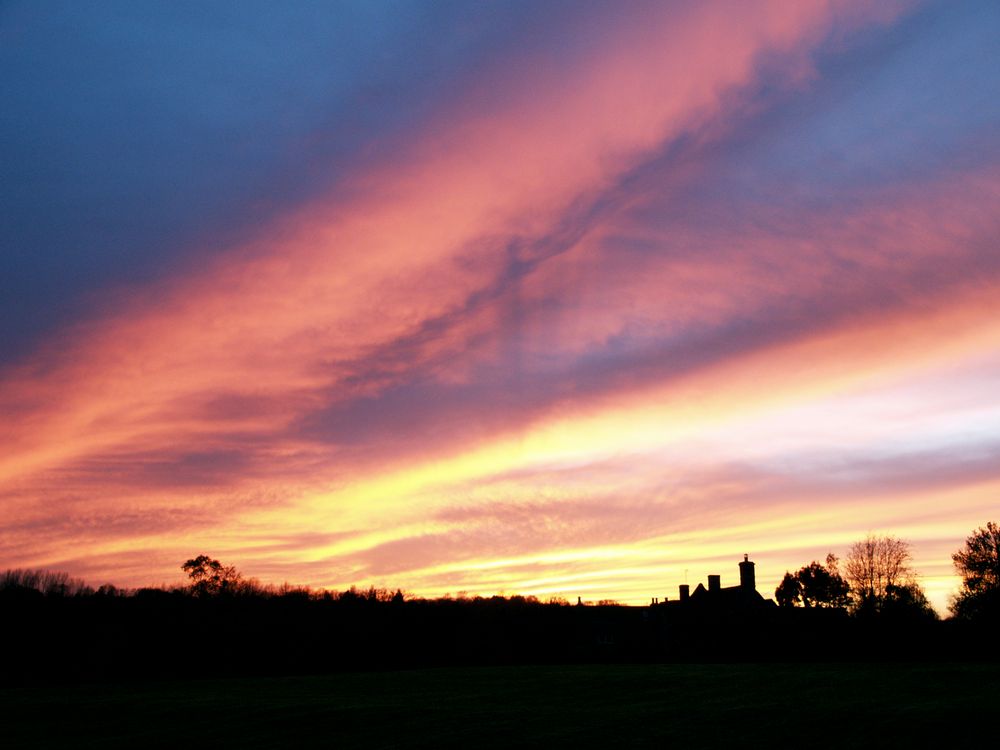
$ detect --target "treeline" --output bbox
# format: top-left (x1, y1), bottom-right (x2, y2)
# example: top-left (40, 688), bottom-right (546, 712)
top-left (0, 564), bottom-right (589, 607)
top-left (2, 554), bottom-right (620, 608)
top-left (0, 564), bottom-right (403, 604)
top-left (0, 568), bottom-right (93, 598)
top-left (0, 571), bottom-right (645, 685)
top-left (1, 522), bottom-right (996, 684)
top-left (0, 569), bottom-right (990, 686)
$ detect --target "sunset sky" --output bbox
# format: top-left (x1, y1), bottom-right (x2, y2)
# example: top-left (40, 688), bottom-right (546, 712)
top-left (2, 0), bottom-right (999, 613)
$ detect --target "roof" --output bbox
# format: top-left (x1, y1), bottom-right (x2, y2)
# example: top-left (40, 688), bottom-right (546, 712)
top-left (687, 584), bottom-right (768, 610)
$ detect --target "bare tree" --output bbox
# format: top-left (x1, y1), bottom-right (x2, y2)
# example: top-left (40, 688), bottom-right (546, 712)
top-left (1, 568), bottom-right (92, 596)
top-left (825, 553), bottom-right (841, 576)
top-left (844, 534), bottom-right (914, 613)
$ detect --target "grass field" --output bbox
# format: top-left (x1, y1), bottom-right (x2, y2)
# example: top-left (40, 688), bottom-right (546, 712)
top-left (4, 663), bottom-right (995, 748)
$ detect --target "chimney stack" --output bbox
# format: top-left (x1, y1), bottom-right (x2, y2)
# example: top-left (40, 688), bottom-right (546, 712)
top-left (739, 553), bottom-right (756, 591)
top-left (679, 584), bottom-right (690, 602)
top-left (708, 574), bottom-right (721, 592)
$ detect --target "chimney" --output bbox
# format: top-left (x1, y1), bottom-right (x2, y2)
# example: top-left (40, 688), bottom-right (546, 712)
top-left (739, 553), bottom-right (756, 591)
top-left (679, 584), bottom-right (690, 602)
top-left (708, 574), bottom-right (721, 593)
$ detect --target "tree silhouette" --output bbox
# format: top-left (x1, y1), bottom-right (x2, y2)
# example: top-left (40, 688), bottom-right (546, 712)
top-left (843, 534), bottom-right (915, 614)
top-left (774, 557), bottom-right (849, 608)
top-left (881, 583), bottom-right (937, 621)
top-left (797, 561), bottom-right (850, 608)
top-left (950, 521), bottom-right (1000, 622)
top-left (775, 572), bottom-right (801, 607)
top-left (842, 535), bottom-right (937, 618)
top-left (181, 555), bottom-right (242, 597)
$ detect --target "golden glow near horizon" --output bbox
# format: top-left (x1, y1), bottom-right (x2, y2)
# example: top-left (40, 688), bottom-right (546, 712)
top-left (2, 0), bottom-right (999, 617)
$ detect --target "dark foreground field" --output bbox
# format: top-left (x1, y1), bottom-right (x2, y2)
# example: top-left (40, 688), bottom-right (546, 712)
top-left (4, 663), bottom-right (994, 749)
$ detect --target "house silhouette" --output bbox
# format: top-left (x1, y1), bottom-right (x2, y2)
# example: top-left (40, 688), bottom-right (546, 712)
top-left (661, 554), bottom-right (774, 612)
